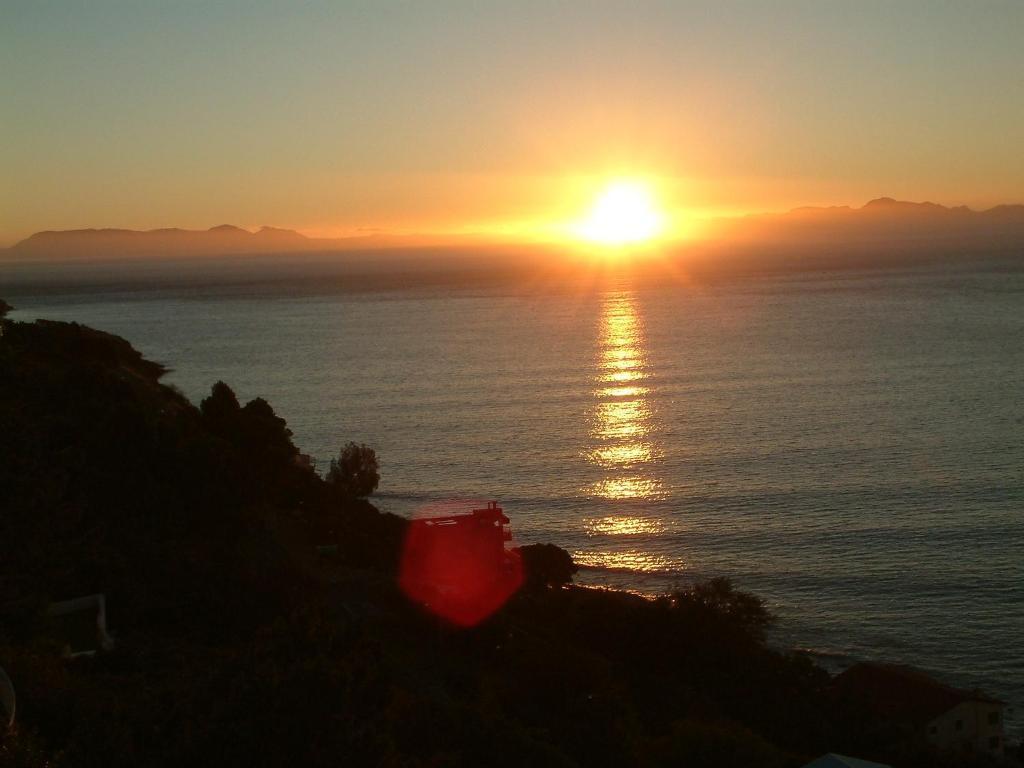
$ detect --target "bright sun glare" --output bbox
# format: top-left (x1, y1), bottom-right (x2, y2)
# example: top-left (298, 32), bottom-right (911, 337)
top-left (575, 181), bottom-right (666, 246)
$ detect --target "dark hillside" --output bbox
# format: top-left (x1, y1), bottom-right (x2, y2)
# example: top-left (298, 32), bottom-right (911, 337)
top-left (0, 313), bottom-right (999, 767)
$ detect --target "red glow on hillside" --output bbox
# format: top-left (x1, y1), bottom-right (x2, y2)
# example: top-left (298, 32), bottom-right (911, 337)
top-left (398, 501), bottom-right (523, 627)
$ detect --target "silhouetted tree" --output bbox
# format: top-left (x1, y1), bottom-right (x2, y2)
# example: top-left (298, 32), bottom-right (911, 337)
top-left (238, 397), bottom-right (297, 461)
top-left (0, 299), bottom-right (12, 319)
top-left (200, 380), bottom-right (240, 431)
top-left (200, 383), bottom-right (303, 497)
top-left (327, 442), bottom-right (379, 498)
top-left (518, 543), bottom-right (577, 590)
top-left (664, 577), bottom-right (773, 643)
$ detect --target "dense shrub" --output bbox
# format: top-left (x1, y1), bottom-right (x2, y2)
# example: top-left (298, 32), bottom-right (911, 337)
top-left (518, 543), bottom-right (578, 590)
top-left (327, 442), bottom-right (380, 498)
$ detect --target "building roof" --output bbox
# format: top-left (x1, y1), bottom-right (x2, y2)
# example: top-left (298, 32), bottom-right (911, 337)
top-left (833, 663), bottom-right (1005, 726)
top-left (802, 753), bottom-right (891, 768)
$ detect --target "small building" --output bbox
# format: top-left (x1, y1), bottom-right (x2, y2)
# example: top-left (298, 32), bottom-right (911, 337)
top-left (399, 501), bottom-right (523, 627)
top-left (833, 662), bottom-right (1007, 760)
top-left (401, 501), bottom-right (516, 597)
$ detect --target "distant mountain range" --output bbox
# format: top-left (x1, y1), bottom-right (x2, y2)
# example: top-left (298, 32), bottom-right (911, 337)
top-left (2, 224), bottom-right (467, 260)
top-left (716, 197), bottom-right (1024, 253)
top-left (5, 199), bottom-right (1024, 261)
top-left (7, 224), bottom-right (316, 259)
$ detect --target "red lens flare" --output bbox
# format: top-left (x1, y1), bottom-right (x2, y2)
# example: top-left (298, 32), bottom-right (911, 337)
top-left (398, 500), bottom-right (523, 627)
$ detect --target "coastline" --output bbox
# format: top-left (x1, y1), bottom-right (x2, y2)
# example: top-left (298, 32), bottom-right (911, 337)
top-left (1, 305), bottom-right (1019, 765)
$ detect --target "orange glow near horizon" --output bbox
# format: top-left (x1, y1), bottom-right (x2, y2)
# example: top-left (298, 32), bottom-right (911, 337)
top-left (571, 180), bottom-right (668, 247)
top-left (7, 4), bottom-right (1024, 247)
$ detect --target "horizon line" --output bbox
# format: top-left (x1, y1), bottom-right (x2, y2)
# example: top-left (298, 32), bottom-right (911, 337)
top-left (7, 194), bottom-right (1024, 251)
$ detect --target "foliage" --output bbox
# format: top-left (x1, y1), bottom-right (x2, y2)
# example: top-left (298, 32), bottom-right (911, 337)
top-left (663, 576), bottom-right (774, 643)
top-left (198, 379), bottom-right (239, 428)
top-left (0, 315), bottom-right (919, 767)
top-left (327, 442), bottom-right (379, 498)
top-left (639, 719), bottom-right (789, 768)
top-left (0, 727), bottom-right (52, 768)
top-left (517, 543), bottom-right (578, 590)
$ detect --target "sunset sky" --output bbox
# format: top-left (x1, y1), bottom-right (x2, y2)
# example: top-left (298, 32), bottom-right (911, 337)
top-left (3, 1), bottom-right (1024, 247)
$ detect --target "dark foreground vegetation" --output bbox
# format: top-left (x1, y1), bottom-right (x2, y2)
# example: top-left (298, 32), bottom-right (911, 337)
top-left (0, 311), bottom-right (1007, 767)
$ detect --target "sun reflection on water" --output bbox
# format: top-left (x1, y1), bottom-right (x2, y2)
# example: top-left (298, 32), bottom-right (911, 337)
top-left (571, 549), bottom-right (684, 573)
top-left (590, 477), bottom-right (666, 500)
top-left (597, 385), bottom-right (649, 398)
top-left (602, 369), bottom-right (645, 383)
top-left (589, 443), bottom-right (654, 467)
top-left (585, 290), bottom-right (664, 501)
top-left (593, 399), bottom-right (650, 439)
top-left (584, 516), bottom-right (666, 536)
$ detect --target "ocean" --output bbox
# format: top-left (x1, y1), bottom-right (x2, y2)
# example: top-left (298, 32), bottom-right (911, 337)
top-left (5, 257), bottom-right (1023, 730)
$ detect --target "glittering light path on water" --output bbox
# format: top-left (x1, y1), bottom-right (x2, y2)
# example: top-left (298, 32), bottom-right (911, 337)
top-left (579, 288), bottom-right (677, 573)
top-left (586, 289), bottom-right (664, 500)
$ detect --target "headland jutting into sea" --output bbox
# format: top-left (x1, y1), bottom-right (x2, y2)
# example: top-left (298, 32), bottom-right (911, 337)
top-left (0, 300), bottom-right (1015, 766)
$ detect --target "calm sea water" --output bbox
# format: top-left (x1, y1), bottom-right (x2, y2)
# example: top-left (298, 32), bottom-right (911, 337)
top-left (6, 260), bottom-right (1023, 729)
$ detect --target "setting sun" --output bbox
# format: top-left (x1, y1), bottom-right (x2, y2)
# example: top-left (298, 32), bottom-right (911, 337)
top-left (574, 181), bottom-right (666, 246)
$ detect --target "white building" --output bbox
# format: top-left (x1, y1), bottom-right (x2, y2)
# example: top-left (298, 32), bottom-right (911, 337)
top-left (833, 662), bottom-right (1007, 760)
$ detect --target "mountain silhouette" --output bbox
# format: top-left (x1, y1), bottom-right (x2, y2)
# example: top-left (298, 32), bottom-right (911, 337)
top-left (7, 225), bottom-right (313, 259)
top-left (6, 199), bottom-right (1024, 262)
top-left (722, 198), bottom-right (1024, 251)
